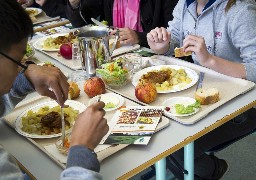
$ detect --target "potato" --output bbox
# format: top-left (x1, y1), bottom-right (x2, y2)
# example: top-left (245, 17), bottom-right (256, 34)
top-left (21, 105), bottom-right (79, 135)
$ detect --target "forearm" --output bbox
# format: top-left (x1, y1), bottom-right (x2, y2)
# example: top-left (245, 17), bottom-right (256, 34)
top-left (202, 55), bottom-right (246, 79)
top-left (153, 43), bottom-right (171, 55)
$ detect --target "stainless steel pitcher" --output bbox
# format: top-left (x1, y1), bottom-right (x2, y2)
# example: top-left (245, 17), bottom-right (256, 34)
top-left (78, 26), bottom-right (119, 77)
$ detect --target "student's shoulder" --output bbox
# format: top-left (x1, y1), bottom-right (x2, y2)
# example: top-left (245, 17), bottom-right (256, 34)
top-left (226, 0), bottom-right (256, 20)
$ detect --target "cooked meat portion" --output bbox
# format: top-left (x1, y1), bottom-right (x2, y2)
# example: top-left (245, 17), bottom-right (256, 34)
top-left (52, 32), bottom-right (77, 45)
top-left (141, 70), bottom-right (171, 84)
top-left (41, 112), bottom-right (70, 128)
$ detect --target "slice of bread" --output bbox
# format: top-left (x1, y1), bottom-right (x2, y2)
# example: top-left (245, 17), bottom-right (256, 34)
top-left (174, 47), bottom-right (192, 57)
top-left (195, 88), bottom-right (220, 105)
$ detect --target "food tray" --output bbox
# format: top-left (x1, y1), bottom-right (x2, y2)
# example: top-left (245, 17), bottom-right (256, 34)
top-left (109, 55), bottom-right (255, 124)
top-left (33, 36), bottom-right (140, 70)
top-left (4, 90), bottom-right (169, 168)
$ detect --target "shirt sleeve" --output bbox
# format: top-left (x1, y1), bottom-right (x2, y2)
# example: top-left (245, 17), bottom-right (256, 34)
top-left (229, 3), bottom-right (256, 83)
top-left (167, 0), bottom-right (185, 55)
top-left (0, 147), bottom-right (24, 180)
top-left (60, 145), bottom-right (103, 180)
top-left (41, 0), bottom-right (67, 18)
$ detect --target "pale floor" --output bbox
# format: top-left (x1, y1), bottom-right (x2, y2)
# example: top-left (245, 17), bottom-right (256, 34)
top-left (130, 133), bottom-right (256, 180)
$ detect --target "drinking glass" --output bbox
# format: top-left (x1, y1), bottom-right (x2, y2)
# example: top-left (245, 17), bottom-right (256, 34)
top-left (70, 70), bottom-right (87, 88)
top-left (72, 43), bottom-right (82, 69)
top-left (124, 53), bottom-right (142, 73)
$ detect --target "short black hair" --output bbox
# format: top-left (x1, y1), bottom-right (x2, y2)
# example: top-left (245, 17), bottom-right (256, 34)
top-left (0, 0), bottom-right (33, 52)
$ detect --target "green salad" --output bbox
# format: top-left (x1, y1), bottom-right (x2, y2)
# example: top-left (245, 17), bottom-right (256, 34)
top-left (25, 43), bottom-right (34, 58)
top-left (104, 102), bottom-right (116, 109)
top-left (96, 59), bottom-right (129, 87)
top-left (175, 100), bottom-right (200, 114)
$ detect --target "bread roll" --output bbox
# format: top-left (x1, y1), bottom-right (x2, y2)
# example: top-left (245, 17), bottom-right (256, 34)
top-left (195, 88), bottom-right (220, 105)
top-left (174, 47), bottom-right (192, 57)
top-left (68, 82), bottom-right (80, 100)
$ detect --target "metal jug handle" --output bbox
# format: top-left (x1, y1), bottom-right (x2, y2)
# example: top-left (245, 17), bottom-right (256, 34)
top-left (109, 29), bottom-right (120, 56)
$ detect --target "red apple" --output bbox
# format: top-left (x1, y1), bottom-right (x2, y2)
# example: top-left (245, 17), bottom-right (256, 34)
top-left (135, 82), bottom-right (157, 104)
top-left (84, 77), bottom-right (106, 98)
top-left (60, 43), bottom-right (72, 59)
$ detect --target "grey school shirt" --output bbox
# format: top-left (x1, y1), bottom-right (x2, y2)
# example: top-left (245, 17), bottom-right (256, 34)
top-left (167, 0), bottom-right (256, 83)
top-left (0, 73), bottom-right (102, 180)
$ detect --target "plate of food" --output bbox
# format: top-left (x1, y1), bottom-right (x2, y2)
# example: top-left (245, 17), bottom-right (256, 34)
top-left (25, 7), bottom-right (42, 17)
top-left (37, 62), bottom-right (69, 78)
top-left (89, 93), bottom-right (125, 111)
top-left (33, 32), bottom-right (77, 51)
top-left (163, 97), bottom-right (200, 117)
top-left (132, 65), bottom-right (199, 93)
top-left (15, 100), bottom-right (86, 138)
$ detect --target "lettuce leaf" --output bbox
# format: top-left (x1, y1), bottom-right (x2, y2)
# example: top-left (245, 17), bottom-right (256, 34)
top-left (175, 100), bottom-right (200, 114)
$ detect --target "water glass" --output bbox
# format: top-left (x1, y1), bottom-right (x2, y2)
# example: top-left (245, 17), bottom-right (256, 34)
top-left (70, 70), bottom-right (87, 87)
top-left (124, 53), bottom-right (142, 73)
top-left (72, 43), bottom-right (82, 68)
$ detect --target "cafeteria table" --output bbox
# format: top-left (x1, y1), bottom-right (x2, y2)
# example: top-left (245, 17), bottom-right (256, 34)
top-left (0, 46), bottom-right (255, 179)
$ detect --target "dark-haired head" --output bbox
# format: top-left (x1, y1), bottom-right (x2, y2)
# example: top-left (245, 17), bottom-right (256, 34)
top-left (0, 0), bottom-right (33, 53)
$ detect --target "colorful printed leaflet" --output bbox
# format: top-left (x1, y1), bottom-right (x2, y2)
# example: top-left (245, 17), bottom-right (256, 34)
top-left (101, 106), bottom-right (164, 145)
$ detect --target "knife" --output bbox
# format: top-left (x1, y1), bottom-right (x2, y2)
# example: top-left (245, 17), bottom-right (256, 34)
top-left (91, 18), bottom-right (108, 28)
top-left (61, 106), bottom-right (65, 147)
top-left (196, 72), bottom-right (205, 90)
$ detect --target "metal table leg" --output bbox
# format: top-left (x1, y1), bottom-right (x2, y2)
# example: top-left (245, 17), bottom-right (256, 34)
top-left (184, 142), bottom-right (194, 180)
top-left (155, 158), bottom-right (166, 180)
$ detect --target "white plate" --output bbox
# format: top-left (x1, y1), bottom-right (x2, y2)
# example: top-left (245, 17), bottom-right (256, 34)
top-left (26, 7), bottom-right (42, 16)
top-left (37, 63), bottom-right (69, 78)
top-left (162, 97), bottom-right (200, 117)
top-left (132, 65), bottom-right (199, 93)
top-left (88, 93), bottom-right (125, 111)
top-left (33, 33), bottom-right (69, 51)
top-left (15, 100), bottom-right (86, 138)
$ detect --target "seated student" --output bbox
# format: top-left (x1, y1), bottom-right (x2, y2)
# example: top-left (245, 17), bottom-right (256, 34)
top-left (0, 0), bottom-right (108, 179)
top-left (66, 0), bottom-right (178, 47)
top-left (34, 0), bottom-right (67, 18)
top-left (147, 0), bottom-right (256, 179)
top-left (18, 0), bottom-right (67, 18)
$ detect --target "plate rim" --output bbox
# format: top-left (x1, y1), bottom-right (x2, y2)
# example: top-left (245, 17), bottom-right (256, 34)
top-left (132, 65), bottom-right (199, 93)
top-left (26, 7), bottom-right (43, 16)
top-left (162, 96), bottom-right (200, 117)
top-left (15, 100), bottom-right (86, 138)
top-left (88, 93), bottom-right (125, 112)
top-left (33, 32), bottom-right (70, 51)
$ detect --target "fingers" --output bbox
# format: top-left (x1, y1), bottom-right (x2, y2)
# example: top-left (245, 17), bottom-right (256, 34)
top-left (38, 67), bottom-right (69, 107)
top-left (99, 118), bottom-right (109, 135)
top-left (147, 27), bottom-right (169, 43)
top-left (118, 28), bottom-right (138, 45)
top-left (183, 35), bottom-right (205, 53)
top-left (57, 71), bottom-right (69, 102)
top-left (93, 101), bottom-right (105, 110)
